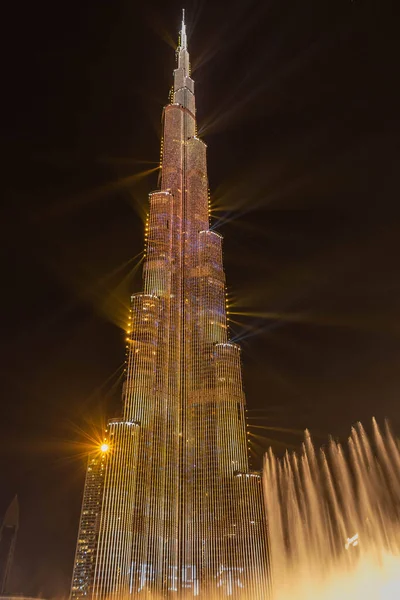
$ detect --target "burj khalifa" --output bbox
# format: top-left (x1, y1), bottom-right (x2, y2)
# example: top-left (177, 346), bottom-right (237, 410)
top-left (71, 12), bottom-right (269, 598)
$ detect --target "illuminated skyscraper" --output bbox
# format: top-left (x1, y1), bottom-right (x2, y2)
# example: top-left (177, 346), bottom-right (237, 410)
top-left (70, 450), bottom-right (107, 599)
top-left (71, 12), bottom-right (269, 599)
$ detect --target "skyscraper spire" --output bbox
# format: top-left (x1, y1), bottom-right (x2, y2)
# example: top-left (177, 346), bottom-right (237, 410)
top-left (181, 8), bottom-right (187, 49)
top-left (70, 13), bottom-right (269, 599)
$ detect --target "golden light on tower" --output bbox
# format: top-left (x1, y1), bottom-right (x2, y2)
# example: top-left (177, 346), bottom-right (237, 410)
top-left (70, 10), bottom-right (269, 599)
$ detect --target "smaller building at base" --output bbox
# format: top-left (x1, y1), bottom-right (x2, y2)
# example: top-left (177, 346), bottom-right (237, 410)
top-left (0, 496), bottom-right (19, 594)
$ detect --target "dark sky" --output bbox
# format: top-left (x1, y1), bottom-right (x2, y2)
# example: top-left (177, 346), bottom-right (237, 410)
top-left (1, 0), bottom-right (398, 596)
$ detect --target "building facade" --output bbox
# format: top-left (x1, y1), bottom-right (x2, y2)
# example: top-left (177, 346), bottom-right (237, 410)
top-left (0, 496), bottom-right (19, 594)
top-left (70, 450), bottom-right (107, 598)
top-left (71, 13), bottom-right (269, 599)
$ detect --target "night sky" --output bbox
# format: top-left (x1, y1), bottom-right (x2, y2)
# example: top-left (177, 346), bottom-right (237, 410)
top-left (1, 0), bottom-right (398, 596)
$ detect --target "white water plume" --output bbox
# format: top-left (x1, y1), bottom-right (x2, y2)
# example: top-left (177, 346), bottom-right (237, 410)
top-left (263, 419), bottom-right (400, 600)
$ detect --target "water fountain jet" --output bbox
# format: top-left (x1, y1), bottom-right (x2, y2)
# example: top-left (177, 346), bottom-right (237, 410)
top-left (263, 420), bottom-right (400, 600)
